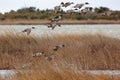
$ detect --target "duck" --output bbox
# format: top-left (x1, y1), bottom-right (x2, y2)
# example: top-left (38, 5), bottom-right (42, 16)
top-left (22, 27), bottom-right (35, 35)
top-left (51, 15), bottom-right (63, 22)
top-left (66, 9), bottom-right (75, 14)
top-left (61, 2), bottom-right (74, 8)
top-left (80, 8), bottom-right (89, 14)
top-left (53, 44), bottom-right (65, 51)
top-left (48, 21), bottom-right (61, 30)
top-left (32, 52), bottom-right (45, 57)
top-left (54, 5), bottom-right (61, 14)
top-left (74, 2), bottom-right (89, 10)
top-left (45, 55), bottom-right (54, 61)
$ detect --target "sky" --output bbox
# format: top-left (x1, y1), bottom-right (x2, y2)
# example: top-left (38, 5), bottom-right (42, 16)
top-left (0, 0), bottom-right (120, 13)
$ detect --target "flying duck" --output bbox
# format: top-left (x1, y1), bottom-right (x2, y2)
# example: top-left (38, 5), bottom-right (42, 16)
top-left (53, 44), bottom-right (65, 51)
top-left (48, 21), bottom-right (61, 30)
top-left (61, 2), bottom-right (74, 7)
top-left (22, 27), bottom-right (35, 35)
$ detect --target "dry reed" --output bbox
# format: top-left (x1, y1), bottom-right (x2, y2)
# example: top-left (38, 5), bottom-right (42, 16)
top-left (0, 33), bottom-right (120, 70)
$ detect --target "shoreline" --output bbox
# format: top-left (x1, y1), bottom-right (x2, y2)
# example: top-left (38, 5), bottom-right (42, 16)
top-left (0, 19), bottom-right (120, 25)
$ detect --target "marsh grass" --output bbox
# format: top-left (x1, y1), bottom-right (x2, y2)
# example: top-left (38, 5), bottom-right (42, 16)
top-left (0, 32), bottom-right (120, 80)
top-left (0, 32), bottom-right (120, 70)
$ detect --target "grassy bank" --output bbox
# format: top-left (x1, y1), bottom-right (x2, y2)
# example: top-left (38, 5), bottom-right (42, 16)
top-left (0, 19), bottom-right (120, 25)
top-left (0, 33), bottom-right (120, 79)
top-left (0, 33), bottom-right (120, 70)
top-left (1, 71), bottom-right (120, 80)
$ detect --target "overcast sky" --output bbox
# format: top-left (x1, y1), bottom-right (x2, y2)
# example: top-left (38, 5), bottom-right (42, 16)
top-left (0, 0), bottom-right (120, 13)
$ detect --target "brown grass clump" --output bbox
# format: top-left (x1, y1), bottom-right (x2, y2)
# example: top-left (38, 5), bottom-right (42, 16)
top-left (0, 33), bottom-right (120, 70)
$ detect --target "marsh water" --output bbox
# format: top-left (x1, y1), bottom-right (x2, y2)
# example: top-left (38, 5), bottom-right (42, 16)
top-left (0, 24), bottom-right (120, 38)
top-left (0, 24), bottom-right (120, 78)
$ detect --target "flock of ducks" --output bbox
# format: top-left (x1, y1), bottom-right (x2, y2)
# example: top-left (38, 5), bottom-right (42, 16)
top-left (22, 14), bottom-right (63, 35)
top-left (22, 2), bottom-right (92, 35)
top-left (21, 2), bottom-right (92, 61)
top-left (54, 2), bottom-right (91, 14)
top-left (47, 1), bottom-right (92, 30)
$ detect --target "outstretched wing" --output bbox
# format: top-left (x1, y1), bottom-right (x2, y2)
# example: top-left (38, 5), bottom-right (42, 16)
top-left (27, 30), bottom-right (31, 35)
top-left (52, 26), bottom-right (55, 30)
top-left (22, 29), bottom-right (28, 32)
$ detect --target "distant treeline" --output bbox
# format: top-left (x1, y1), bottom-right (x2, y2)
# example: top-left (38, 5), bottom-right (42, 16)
top-left (0, 6), bottom-right (120, 20)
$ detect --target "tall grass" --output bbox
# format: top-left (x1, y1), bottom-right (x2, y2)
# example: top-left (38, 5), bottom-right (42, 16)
top-left (13, 72), bottom-right (120, 80)
top-left (0, 33), bottom-right (120, 79)
top-left (0, 33), bottom-right (120, 70)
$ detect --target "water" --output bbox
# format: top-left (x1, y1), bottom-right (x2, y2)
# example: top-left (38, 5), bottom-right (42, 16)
top-left (0, 70), bottom-right (120, 79)
top-left (0, 24), bottom-right (120, 38)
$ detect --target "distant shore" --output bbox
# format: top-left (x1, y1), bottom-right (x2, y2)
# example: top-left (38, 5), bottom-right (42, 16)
top-left (0, 19), bottom-right (120, 25)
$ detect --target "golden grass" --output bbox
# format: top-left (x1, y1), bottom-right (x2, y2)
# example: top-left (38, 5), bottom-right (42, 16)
top-left (0, 33), bottom-right (120, 70)
top-left (0, 33), bottom-right (120, 80)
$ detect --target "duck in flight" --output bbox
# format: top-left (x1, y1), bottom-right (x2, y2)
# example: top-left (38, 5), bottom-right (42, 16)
top-left (74, 2), bottom-right (89, 10)
top-left (22, 27), bottom-right (35, 35)
top-left (53, 44), bottom-right (65, 51)
top-left (50, 15), bottom-right (63, 22)
top-left (48, 21), bottom-right (61, 30)
top-left (54, 5), bottom-right (61, 14)
top-left (61, 2), bottom-right (74, 8)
